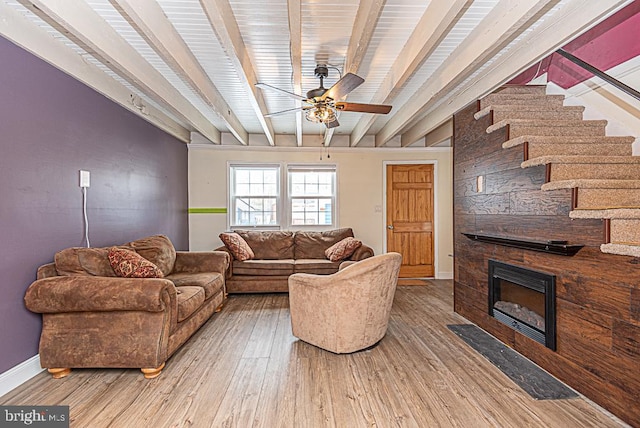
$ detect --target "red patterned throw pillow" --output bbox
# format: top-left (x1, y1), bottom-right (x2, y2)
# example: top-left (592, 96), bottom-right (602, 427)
top-left (325, 237), bottom-right (362, 262)
top-left (108, 247), bottom-right (164, 278)
top-left (219, 232), bottom-right (255, 261)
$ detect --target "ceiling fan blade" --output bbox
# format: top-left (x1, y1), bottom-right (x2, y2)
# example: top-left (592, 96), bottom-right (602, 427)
top-left (322, 73), bottom-right (364, 100)
top-left (255, 83), bottom-right (307, 101)
top-left (335, 102), bottom-right (392, 114)
top-left (324, 118), bottom-right (340, 129)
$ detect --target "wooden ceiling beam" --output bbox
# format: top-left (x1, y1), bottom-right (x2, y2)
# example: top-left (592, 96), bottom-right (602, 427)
top-left (375, 0), bottom-right (559, 147)
top-left (350, 0), bottom-right (469, 147)
top-left (287, 0), bottom-right (303, 147)
top-left (200, 0), bottom-right (276, 146)
top-left (21, 0), bottom-right (221, 144)
top-left (0, 2), bottom-right (189, 143)
top-left (113, 0), bottom-right (249, 145)
top-left (323, 0), bottom-right (386, 148)
top-left (400, 0), bottom-right (633, 146)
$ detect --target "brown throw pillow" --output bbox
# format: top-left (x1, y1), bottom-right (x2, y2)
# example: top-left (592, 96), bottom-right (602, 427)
top-left (219, 232), bottom-right (255, 261)
top-left (108, 247), bottom-right (164, 278)
top-left (325, 237), bottom-right (362, 262)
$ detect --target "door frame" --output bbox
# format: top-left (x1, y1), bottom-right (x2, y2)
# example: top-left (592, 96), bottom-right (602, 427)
top-left (383, 160), bottom-right (440, 279)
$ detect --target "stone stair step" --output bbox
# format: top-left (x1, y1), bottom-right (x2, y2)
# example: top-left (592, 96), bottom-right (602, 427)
top-left (528, 142), bottom-right (631, 158)
top-left (575, 188), bottom-right (640, 210)
top-left (495, 85), bottom-right (548, 95)
top-left (569, 208), bottom-right (640, 220)
top-left (503, 135), bottom-right (635, 149)
top-left (600, 243), bottom-right (640, 257)
top-left (495, 108), bottom-right (584, 123)
top-left (491, 120), bottom-right (608, 138)
top-left (475, 104), bottom-right (583, 120)
top-left (543, 181), bottom-right (640, 210)
top-left (479, 94), bottom-right (565, 110)
top-left (542, 179), bottom-right (640, 191)
top-left (522, 156), bottom-right (640, 181)
top-left (609, 218), bottom-right (640, 245)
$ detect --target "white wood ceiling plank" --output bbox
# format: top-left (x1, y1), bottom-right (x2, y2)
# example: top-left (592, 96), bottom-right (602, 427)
top-left (199, 0), bottom-right (276, 146)
top-left (374, 0), bottom-right (558, 147)
top-left (157, 1), bottom-right (260, 133)
top-left (400, 0), bottom-right (633, 146)
top-left (344, 0), bottom-right (386, 75)
top-left (287, 0), bottom-right (303, 146)
top-left (19, 0), bottom-right (221, 144)
top-left (322, 0), bottom-right (386, 147)
top-left (349, 0), bottom-right (470, 147)
top-left (0, 1), bottom-right (189, 143)
top-left (324, 0), bottom-right (386, 147)
top-left (112, 0), bottom-right (249, 145)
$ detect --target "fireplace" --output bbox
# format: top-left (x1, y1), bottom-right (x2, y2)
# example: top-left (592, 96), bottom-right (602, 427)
top-left (488, 260), bottom-right (556, 350)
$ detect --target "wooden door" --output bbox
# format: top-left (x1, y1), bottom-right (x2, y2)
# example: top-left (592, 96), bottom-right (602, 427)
top-left (386, 164), bottom-right (435, 278)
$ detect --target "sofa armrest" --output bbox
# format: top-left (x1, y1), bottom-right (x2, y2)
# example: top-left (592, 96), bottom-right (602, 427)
top-left (213, 246), bottom-right (234, 278)
top-left (173, 251), bottom-right (230, 275)
top-left (24, 276), bottom-right (176, 314)
top-left (350, 244), bottom-right (374, 261)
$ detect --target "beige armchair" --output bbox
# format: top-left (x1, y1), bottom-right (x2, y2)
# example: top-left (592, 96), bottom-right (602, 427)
top-left (288, 252), bottom-right (402, 354)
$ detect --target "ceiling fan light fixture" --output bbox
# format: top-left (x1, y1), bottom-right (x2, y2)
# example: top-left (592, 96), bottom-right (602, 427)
top-left (305, 105), bottom-right (336, 124)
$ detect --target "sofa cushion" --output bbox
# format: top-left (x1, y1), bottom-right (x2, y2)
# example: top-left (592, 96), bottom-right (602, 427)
top-left (325, 237), bottom-right (363, 262)
top-left (126, 235), bottom-right (176, 276)
top-left (55, 247), bottom-right (119, 277)
top-left (232, 259), bottom-right (295, 276)
top-left (236, 231), bottom-right (294, 259)
top-left (166, 272), bottom-right (224, 299)
top-left (108, 247), bottom-right (164, 278)
top-left (219, 232), bottom-right (254, 261)
top-left (294, 228), bottom-right (354, 259)
top-left (176, 286), bottom-right (205, 322)
top-left (294, 259), bottom-right (341, 275)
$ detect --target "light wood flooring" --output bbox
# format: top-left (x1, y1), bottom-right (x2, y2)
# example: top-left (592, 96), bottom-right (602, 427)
top-left (1, 280), bottom-right (627, 427)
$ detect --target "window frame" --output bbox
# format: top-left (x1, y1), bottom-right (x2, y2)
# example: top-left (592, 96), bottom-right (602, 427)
top-left (227, 162), bottom-right (338, 230)
top-left (227, 163), bottom-right (282, 229)
top-left (286, 163), bottom-right (337, 230)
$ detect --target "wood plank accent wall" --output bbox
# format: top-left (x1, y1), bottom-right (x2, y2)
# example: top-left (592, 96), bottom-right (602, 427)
top-left (453, 102), bottom-right (640, 426)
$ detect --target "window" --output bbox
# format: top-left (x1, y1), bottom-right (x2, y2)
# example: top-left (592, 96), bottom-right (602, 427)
top-left (288, 165), bottom-right (336, 226)
top-left (229, 164), bottom-right (280, 227)
top-left (228, 163), bottom-right (337, 229)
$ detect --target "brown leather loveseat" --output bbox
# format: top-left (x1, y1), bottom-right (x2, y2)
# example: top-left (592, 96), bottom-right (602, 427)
top-left (24, 235), bottom-right (229, 379)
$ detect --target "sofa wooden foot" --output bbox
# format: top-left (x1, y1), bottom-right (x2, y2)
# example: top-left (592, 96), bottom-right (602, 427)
top-left (141, 362), bottom-right (165, 379)
top-left (48, 368), bottom-right (71, 379)
top-left (215, 303), bottom-right (224, 313)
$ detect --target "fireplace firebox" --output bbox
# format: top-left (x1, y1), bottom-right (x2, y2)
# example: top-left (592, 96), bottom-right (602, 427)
top-left (488, 260), bottom-right (556, 350)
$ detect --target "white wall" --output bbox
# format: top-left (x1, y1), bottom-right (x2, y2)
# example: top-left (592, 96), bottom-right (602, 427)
top-left (545, 56), bottom-right (640, 154)
top-left (188, 145), bottom-right (454, 278)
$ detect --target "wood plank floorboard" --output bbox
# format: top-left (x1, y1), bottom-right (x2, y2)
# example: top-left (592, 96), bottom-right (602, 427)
top-left (0, 280), bottom-right (628, 427)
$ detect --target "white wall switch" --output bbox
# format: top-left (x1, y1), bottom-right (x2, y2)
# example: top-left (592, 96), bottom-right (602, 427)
top-left (80, 170), bottom-right (90, 188)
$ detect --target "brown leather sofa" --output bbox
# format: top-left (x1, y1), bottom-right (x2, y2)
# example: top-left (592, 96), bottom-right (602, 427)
top-left (24, 235), bottom-right (229, 379)
top-left (216, 228), bottom-right (374, 293)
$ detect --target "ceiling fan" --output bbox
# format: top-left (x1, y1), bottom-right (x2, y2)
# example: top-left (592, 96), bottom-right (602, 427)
top-left (256, 65), bottom-right (392, 129)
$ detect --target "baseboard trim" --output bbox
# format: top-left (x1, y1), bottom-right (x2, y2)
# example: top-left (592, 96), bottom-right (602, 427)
top-left (437, 271), bottom-right (453, 279)
top-left (0, 355), bottom-right (44, 399)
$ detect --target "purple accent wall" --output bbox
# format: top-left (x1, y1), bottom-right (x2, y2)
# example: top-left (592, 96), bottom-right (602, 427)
top-left (0, 36), bottom-right (189, 374)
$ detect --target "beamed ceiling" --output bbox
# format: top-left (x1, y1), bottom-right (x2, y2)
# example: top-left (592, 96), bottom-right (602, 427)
top-left (0, 0), bottom-right (632, 148)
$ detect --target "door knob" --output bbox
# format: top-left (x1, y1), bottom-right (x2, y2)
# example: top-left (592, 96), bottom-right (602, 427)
top-left (387, 225), bottom-right (394, 230)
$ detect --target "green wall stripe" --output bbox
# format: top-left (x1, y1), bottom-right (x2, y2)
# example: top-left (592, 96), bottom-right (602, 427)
top-left (189, 207), bottom-right (227, 214)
